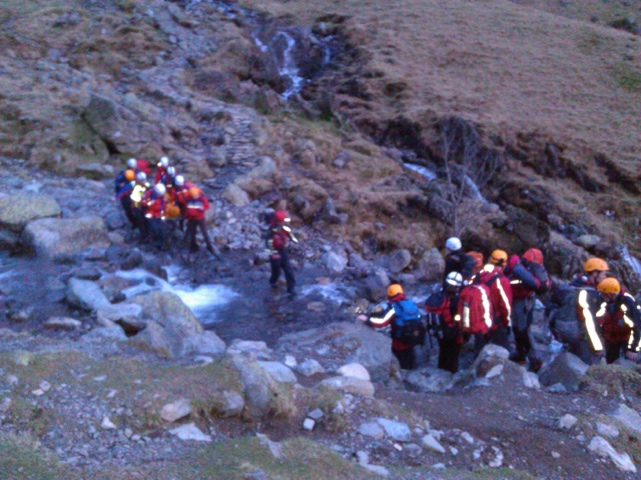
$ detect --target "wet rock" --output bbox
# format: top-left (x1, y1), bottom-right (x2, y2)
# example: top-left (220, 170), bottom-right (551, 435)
top-left (67, 278), bottom-right (111, 311)
top-left (22, 216), bottom-right (109, 261)
top-left (160, 398), bottom-right (192, 423)
top-left (588, 436), bottom-right (636, 472)
top-left (227, 339), bottom-right (273, 360)
top-left (0, 193), bottom-right (61, 233)
top-left (257, 361), bottom-right (297, 384)
top-left (170, 423), bottom-right (212, 442)
top-left (181, 331), bottom-right (226, 357)
top-left (322, 251), bottom-right (348, 273)
top-left (538, 352), bottom-right (588, 392)
top-left (71, 266), bottom-right (102, 281)
top-left (121, 250), bottom-right (143, 270)
top-left (387, 249), bottom-right (411, 273)
top-left (318, 376), bottom-right (375, 397)
top-left (377, 418), bottom-right (411, 442)
top-left (44, 316), bottom-right (82, 330)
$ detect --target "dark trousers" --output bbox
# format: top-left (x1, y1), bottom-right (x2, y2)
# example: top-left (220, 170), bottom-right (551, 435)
top-left (512, 298), bottom-right (534, 360)
top-left (132, 208), bottom-right (148, 240)
top-left (393, 347), bottom-right (416, 370)
top-left (120, 196), bottom-right (137, 228)
top-left (438, 337), bottom-right (461, 373)
top-left (269, 248), bottom-right (296, 293)
top-left (186, 219), bottom-right (215, 254)
top-left (148, 218), bottom-right (166, 249)
top-left (605, 340), bottom-right (624, 364)
top-left (488, 325), bottom-right (511, 350)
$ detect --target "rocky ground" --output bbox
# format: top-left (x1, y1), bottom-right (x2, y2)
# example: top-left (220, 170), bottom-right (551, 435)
top-left (1, 0), bottom-right (641, 479)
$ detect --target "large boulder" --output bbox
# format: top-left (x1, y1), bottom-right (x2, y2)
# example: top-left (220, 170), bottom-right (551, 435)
top-left (538, 352), bottom-right (589, 392)
top-left (417, 248), bottom-right (445, 282)
top-left (67, 278), bottom-right (142, 323)
top-left (278, 322), bottom-right (393, 382)
top-left (22, 216), bottom-right (109, 260)
top-left (0, 194), bottom-right (61, 250)
top-left (127, 291), bottom-right (203, 356)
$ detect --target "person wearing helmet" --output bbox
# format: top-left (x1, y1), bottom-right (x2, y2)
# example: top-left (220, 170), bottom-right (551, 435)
top-left (174, 175), bottom-right (196, 231)
top-left (266, 210), bottom-right (298, 296)
top-left (475, 249), bottom-right (512, 350)
top-left (572, 257), bottom-right (610, 364)
top-left (443, 237), bottom-right (475, 282)
top-left (504, 250), bottom-right (547, 369)
top-left (425, 272), bottom-right (464, 373)
top-left (114, 169), bottom-right (137, 228)
top-left (183, 186), bottom-right (218, 258)
top-left (129, 172), bottom-right (151, 241)
top-left (140, 182), bottom-right (168, 249)
top-left (596, 277), bottom-right (641, 364)
top-left (127, 157), bottom-right (152, 176)
top-left (155, 156), bottom-right (171, 184)
top-left (358, 284), bottom-right (423, 370)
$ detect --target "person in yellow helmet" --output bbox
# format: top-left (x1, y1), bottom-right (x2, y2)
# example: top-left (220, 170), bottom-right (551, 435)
top-left (572, 258), bottom-right (609, 364)
top-left (595, 277), bottom-right (641, 364)
top-left (357, 284), bottom-right (424, 370)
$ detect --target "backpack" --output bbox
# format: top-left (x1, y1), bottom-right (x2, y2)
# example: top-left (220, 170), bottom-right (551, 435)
top-left (547, 283), bottom-right (580, 344)
top-left (392, 300), bottom-right (426, 346)
top-left (523, 260), bottom-right (551, 294)
top-left (458, 284), bottom-right (493, 335)
top-left (425, 291), bottom-right (459, 341)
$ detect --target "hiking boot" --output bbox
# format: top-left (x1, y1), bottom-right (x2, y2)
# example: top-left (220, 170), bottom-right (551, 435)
top-left (528, 358), bottom-right (543, 373)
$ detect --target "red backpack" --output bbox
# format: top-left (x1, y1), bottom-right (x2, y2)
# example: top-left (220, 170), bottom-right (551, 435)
top-left (457, 283), bottom-right (493, 335)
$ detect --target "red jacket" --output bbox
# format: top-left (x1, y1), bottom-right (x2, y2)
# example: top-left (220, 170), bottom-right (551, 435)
top-left (457, 283), bottom-right (493, 335)
top-left (477, 264), bottom-right (512, 328)
top-left (368, 294), bottom-right (413, 350)
top-left (184, 194), bottom-right (210, 221)
top-left (141, 189), bottom-right (166, 219)
top-left (175, 182), bottom-right (197, 207)
top-left (135, 159), bottom-right (152, 176)
top-left (155, 165), bottom-right (168, 184)
top-left (598, 288), bottom-right (641, 351)
top-left (505, 255), bottom-right (540, 301)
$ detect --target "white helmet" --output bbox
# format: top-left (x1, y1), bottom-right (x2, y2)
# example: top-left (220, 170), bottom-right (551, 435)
top-left (445, 237), bottom-right (462, 252)
top-left (136, 171), bottom-right (147, 182)
top-left (174, 175), bottom-right (185, 187)
top-left (159, 156), bottom-right (170, 168)
top-left (154, 183), bottom-right (166, 196)
top-left (166, 166), bottom-right (176, 177)
top-left (127, 158), bottom-right (137, 169)
top-left (445, 271), bottom-right (464, 287)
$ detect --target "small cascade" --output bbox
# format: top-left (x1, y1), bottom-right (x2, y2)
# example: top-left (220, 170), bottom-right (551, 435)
top-left (404, 163), bottom-right (437, 181)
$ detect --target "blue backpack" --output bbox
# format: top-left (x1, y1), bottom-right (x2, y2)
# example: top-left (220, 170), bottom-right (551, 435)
top-left (392, 300), bottom-right (426, 346)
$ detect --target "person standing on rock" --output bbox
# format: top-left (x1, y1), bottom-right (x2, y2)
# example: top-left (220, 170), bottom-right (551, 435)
top-left (183, 186), bottom-right (219, 258)
top-left (140, 183), bottom-right (167, 250)
top-left (504, 248), bottom-right (549, 370)
top-left (266, 210), bottom-right (298, 296)
top-left (114, 169), bottom-right (137, 228)
top-left (425, 272), bottom-right (464, 373)
top-left (596, 277), bottom-right (641, 364)
top-left (358, 284), bottom-right (423, 370)
top-left (573, 258), bottom-right (609, 365)
top-left (443, 237), bottom-right (475, 282)
top-left (130, 171), bottom-right (151, 241)
top-left (475, 250), bottom-right (512, 350)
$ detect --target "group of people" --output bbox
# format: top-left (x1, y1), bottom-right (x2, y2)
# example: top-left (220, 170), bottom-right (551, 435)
top-left (359, 236), bottom-right (641, 373)
top-left (114, 157), bottom-right (217, 256)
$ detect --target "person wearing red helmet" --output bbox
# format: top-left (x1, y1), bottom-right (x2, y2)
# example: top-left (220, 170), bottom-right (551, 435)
top-left (183, 186), bottom-right (218, 257)
top-left (266, 210), bottom-right (298, 296)
top-left (596, 277), bottom-right (641, 364)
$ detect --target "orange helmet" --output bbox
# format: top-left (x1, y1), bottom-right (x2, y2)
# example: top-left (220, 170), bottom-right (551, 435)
top-left (522, 248), bottom-right (543, 264)
top-left (387, 284), bottom-right (403, 298)
top-left (467, 251), bottom-right (484, 274)
top-left (597, 277), bottom-right (620, 295)
top-left (189, 186), bottom-right (201, 198)
top-left (490, 249), bottom-right (508, 266)
top-left (584, 258), bottom-right (609, 273)
top-left (125, 169), bottom-right (135, 181)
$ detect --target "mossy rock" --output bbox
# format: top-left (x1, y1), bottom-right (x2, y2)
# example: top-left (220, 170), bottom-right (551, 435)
top-left (0, 194), bottom-right (61, 233)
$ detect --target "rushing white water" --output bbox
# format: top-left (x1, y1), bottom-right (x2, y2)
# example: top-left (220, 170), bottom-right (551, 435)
top-left (273, 31), bottom-right (305, 99)
top-left (114, 268), bottom-right (238, 325)
top-left (301, 282), bottom-right (355, 305)
top-left (462, 174), bottom-right (488, 204)
top-left (404, 163), bottom-right (437, 181)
